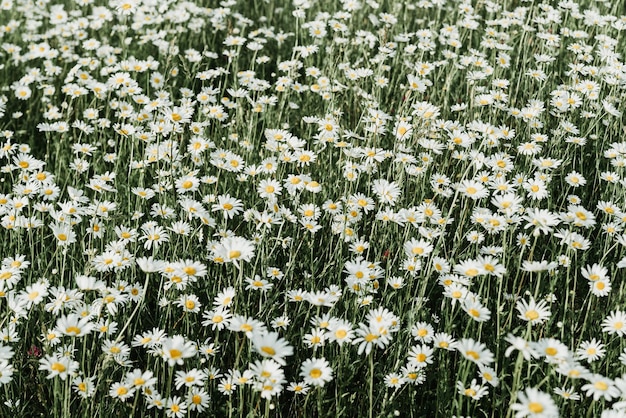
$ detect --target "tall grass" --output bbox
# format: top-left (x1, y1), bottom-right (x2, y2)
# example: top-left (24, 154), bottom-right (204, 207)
top-left (0, 0), bottom-right (625, 416)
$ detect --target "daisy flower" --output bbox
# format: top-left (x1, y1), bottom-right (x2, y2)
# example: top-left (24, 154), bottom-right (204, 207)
top-left (201, 307), bottom-right (231, 330)
top-left (479, 366), bottom-right (499, 387)
top-left (410, 322), bottom-right (435, 343)
top-left (457, 379), bottom-right (489, 400)
top-left (581, 374), bottom-right (620, 401)
top-left (406, 344), bottom-right (434, 369)
top-left (458, 179), bottom-right (489, 200)
top-left (160, 335), bottom-right (197, 367)
top-left (56, 314), bottom-right (94, 337)
top-left (462, 298), bottom-right (491, 322)
top-left (403, 238), bottom-right (433, 258)
top-left (371, 179), bottom-right (401, 205)
top-left (456, 338), bottom-right (494, 367)
top-left (165, 396), bottom-right (187, 418)
top-left (433, 332), bottom-right (457, 351)
top-left (211, 236), bottom-right (255, 264)
top-left (139, 223), bottom-right (169, 250)
top-left (174, 368), bottom-right (206, 390)
top-left (602, 310), bottom-right (626, 336)
top-left (300, 357), bottom-right (333, 387)
top-left (73, 375), bottom-right (96, 398)
top-left (516, 297), bottom-right (551, 325)
top-left (187, 388), bottom-right (210, 412)
top-left (211, 194), bottom-right (244, 219)
top-left (510, 387), bottom-right (558, 417)
top-left (576, 338), bottom-right (606, 363)
top-left (532, 338), bottom-right (570, 364)
top-left (581, 263), bottom-right (608, 282)
top-left (111, 0), bottom-right (140, 16)
top-left (384, 373), bottom-right (404, 389)
top-left (39, 353), bottom-right (79, 380)
top-left (523, 178), bottom-right (548, 200)
top-left (564, 171), bottom-right (586, 187)
top-left (250, 331), bottom-right (293, 365)
top-left (589, 278), bottom-right (611, 297)
top-left (109, 381), bottom-right (135, 401)
top-left (327, 319), bottom-right (354, 346)
top-left (176, 294), bottom-right (201, 313)
top-left (257, 179), bottom-right (282, 200)
top-left (553, 386), bottom-right (580, 401)
top-left (50, 222), bottom-right (76, 246)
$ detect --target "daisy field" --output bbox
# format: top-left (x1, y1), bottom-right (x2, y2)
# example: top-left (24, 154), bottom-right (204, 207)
top-left (0, 0), bottom-right (626, 417)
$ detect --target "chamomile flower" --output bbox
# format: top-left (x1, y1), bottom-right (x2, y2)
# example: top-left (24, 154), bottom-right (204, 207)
top-left (516, 297), bottom-right (551, 325)
top-left (50, 222), bottom-right (76, 246)
top-left (576, 339), bottom-right (606, 363)
top-left (410, 322), bottom-right (435, 343)
top-left (601, 311), bottom-right (626, 336)
top-left (73, 375), bottom-right (96, 398)
top-left (211, 236), bottom-right (255, 264)
top-left (457, 379), bottom-right (489, 400)
top-left (161, 335), bottom-right (197, 367)
top-left (510, 387), bottom-right (558, 417)
top-left (300, 357), bottom-right (333, 387)
top-left (553, 386), bottom-right (580, 401)
top-left (211, 194), bottom-right (244, 219)
top-left (456, 338), bottom-right (494, 367)
top-left (39, 353), bottom-right (78, 380)
top-left (407, 344), bottom-right (434, 369)
top-left (581, 374), bottom-right (620, 401)
top-left (251, 331), bottom-right (293, 365)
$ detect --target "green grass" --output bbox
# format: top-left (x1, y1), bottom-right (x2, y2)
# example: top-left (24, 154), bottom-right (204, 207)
top-left (1, 0), bottom-right (626, 417)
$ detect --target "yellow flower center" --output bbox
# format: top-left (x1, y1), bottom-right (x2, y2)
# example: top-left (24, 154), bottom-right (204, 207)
top-left (51, 362), bottom-right (66, 373)
top-left (545, 347), bottom-right (557, 356)
top-left (525, 310), bottom-right (539, 321)
top-left (335, 329), bottom-right (347, 339)
top-left (465, 268), bottom-right (479, 277)
top-left (466, 350), bottom-right (479, 360)
top-left (66, 326), bottom-right (81, 335)
top-left (595, 381), bottom-right (608, 391)
top-left (261, 346), bottom-right (276, 356)
top-left (464, 388), bottom-right (476, 397)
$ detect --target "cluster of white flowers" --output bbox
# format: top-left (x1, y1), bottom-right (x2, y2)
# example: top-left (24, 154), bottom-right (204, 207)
top-left (0, 0), bottom-right (625, 415)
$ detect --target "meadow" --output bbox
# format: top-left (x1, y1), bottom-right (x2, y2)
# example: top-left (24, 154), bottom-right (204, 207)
top-left (0, 0), bottom-right (626, 416)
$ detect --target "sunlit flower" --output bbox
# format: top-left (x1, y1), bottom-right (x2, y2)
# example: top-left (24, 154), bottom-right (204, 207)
top-left (457, 379), bottom-right (489, 400)
top-left (516, 297), bottom-right (551, 325)
top-left (581, 374), bottom-right (620, 401)
top-left (300, 357), bottom-right (333, 387)
top-left (456, 338), bottom-right (494, 367)
top-left (510, 387), bottom-right (558, 417)
top-left (602, 311), bottom-right (626, 336)
top-left (161, 335), bottom-right (197, 367)
top-left (576, 339), bottom-right (606, 363)
top-left (211, 236), bottom-right (255, 264)
top-left (39, 353), bottom-right (78, 380)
